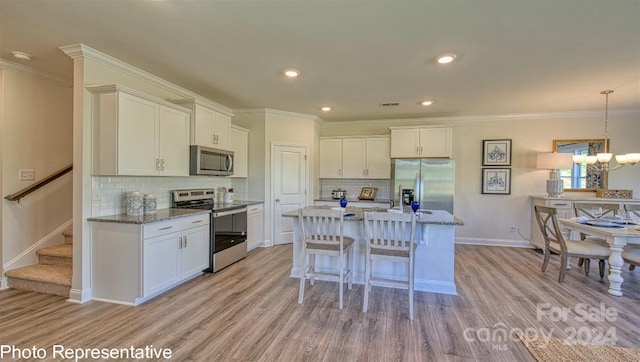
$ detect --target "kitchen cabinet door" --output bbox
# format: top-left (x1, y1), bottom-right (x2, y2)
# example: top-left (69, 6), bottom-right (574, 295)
top-left (180, 225), bottom-right (210, 278)
top-left (247, 203), bottom-right (264, 251)
top-left (419, 127), bottom-right (452, 158)
top-left (158, 106), bottom-right (190, 176)
top-left (390, 128), bottom-right (420, 158)
top-left (117, 92), bottom-right (159, 175)
top-left (319, 138), bottom-right (343, 178)
top-left (365, 137), bottom-right (390, 178)
top-left (193, 104), bottom-right (216, 148)
top-left (143, 231), bottom-right (181, 298)
top-left (342, 138), bottom-right (366, 178)
top-left (213, 111), bottom-right (231, 149)
top-left (230, 126), bottom-right (249, 178)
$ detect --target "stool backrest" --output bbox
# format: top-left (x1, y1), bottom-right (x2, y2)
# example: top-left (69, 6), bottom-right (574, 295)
top-left (364, 211), bottom-right (416, 251)
top-left (299, 208), bottom-right (345, 246)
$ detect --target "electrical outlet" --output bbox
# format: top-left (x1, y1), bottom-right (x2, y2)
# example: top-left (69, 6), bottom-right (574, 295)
top-left (509, 225), bottom-right (518, 232)
top-left (19, 169), bottom-right (35, 181)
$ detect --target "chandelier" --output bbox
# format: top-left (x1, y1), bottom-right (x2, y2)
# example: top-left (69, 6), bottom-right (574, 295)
top-left (572, 90), bottom-right (640, 172)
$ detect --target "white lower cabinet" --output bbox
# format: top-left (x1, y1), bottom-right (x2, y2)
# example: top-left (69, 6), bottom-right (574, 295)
top-left (92, 213), bottom-right (210, 305)
top-left (247, 203), bottom-right (264, 251)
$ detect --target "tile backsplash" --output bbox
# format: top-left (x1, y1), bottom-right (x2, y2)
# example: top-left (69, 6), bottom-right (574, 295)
top-left (319, 179), bottom-right (391, 201)
top-left (92, 176), bottom-right (246, 216)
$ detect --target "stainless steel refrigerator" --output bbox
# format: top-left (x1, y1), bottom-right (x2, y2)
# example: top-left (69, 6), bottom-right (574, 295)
top-left (391, 159), bottom-right (455, 213)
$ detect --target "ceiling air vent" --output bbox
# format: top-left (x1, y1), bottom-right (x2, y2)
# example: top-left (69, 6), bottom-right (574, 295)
top-left (380, 102), bottom-right (400, 107)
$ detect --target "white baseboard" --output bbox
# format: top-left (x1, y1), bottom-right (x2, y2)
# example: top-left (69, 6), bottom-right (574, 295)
top-left (1, 277), bottom-right (7, 290)
top-left (415, 279), bottom-right (457, 295)
top-left (455, 237), bottom-right (534, 248)
top-left (68, 288), bottom-right (92, 304)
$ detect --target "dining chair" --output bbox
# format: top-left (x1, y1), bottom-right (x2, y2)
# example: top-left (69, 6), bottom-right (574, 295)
top-left (622, 248), bottom-right (640, 271)
top-left (573, 202), bottom-right (619, 272)
top-left (623, 203), bottom-right (640, 218)
top-left (298, 207), bottom-right (355, 310)
top-left (363, 211), bottom-right (417, 320)
top-left (534, 205), bottom-right (610, 282)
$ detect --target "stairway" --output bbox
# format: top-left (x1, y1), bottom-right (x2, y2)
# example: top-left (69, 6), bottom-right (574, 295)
top-left (5, 227), bottom-right (73, 297)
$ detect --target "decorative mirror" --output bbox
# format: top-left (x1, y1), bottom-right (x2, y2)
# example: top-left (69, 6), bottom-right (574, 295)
top-left (552, 139), bottom-right (609, 191)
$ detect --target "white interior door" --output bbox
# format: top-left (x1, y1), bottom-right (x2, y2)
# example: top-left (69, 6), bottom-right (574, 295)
top-left (273, 144), bottom-right (307, 245)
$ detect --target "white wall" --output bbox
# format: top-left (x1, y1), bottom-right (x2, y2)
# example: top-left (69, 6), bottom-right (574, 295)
top-left (0, 62), bottom-right (73, 276)
top-left (233, 109), bottom-right (318, 246)
top-left (321, 112), bottom-right (640, 247)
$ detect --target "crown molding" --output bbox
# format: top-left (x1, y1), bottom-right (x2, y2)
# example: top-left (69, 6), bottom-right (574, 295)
top-left (0, 59), bottom-right (72, 86)
top-left (324, 109), bottom-right (640, 128)
top-left (234, 108), bottom-right (321, 121)
top-left (59, 44), bottom-right (233, 114)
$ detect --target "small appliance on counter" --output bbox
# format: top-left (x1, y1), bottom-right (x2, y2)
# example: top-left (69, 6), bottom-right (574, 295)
top-left (331, 188), bottom-right (347, 199)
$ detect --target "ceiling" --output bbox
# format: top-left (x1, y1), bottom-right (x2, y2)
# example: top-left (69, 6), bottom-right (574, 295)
top-left (1, 0), bottom-right (639, 122)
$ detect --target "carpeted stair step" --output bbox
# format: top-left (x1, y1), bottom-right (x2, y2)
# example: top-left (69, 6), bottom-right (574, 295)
top-left (63, 227), bottom-right (73, 244)
top-left (5, 264), bottom-right (71, 298)
top-left (37, 244), bottom-right (72, 266)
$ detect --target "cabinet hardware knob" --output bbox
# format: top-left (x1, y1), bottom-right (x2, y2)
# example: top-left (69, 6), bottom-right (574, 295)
top-left (178, 236), bottom-right (183, 249)
top-left (159, 226), bottom-right (173, 231)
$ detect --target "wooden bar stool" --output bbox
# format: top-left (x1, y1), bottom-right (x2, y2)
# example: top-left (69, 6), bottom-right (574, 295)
top-left (298, 208), bottom-right (355, 310)
top-left (363, 211), bottom-right (417, 320)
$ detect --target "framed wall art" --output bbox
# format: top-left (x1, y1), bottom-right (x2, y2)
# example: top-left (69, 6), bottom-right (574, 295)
top-left (482, 139), bottom-right (512, 166)
top-left (358, 187), bottom-right (378, 200)
top-left (481, 168), bottom-right (511, 195)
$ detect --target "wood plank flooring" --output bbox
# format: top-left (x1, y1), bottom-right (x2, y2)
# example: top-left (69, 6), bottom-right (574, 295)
top-left (1, 244), bottom-right (638, 361)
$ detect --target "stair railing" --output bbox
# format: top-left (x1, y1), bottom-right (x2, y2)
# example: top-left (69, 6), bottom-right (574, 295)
top-left (4, 164), bottom-right (73, 203)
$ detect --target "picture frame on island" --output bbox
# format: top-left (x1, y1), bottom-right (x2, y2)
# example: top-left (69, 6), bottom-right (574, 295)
top-left (358, 187), bottom-right (378, 200)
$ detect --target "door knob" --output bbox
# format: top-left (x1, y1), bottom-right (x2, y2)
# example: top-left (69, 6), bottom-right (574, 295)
top-left (275, 198), bottom-right (281, 202)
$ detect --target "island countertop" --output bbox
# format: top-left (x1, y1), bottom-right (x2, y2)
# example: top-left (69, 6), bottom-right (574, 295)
top-left (283, 206), bottom-right (464, 226)
top-left (88, 208), bottom-right (211, 224)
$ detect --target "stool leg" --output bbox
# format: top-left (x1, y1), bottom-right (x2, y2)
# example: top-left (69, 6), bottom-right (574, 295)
top-left (298, 253), bottom-right (307, 304)
top-left (363, 252), bottom-right (370, 313)
top-left (339, 250), bottom-right (344, 310)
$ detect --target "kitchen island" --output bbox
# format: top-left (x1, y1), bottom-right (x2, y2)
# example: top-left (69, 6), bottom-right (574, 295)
top-left (283, 206), bottom-right (464, 295)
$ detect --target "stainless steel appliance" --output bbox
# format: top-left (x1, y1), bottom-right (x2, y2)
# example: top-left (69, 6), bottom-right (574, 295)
top-left (171, 188), bottom-right (247, 272)
top-left (190, 145), bottom-right (234, 176)
top-left (331, 188), bottom-right (347, 199)
top-left (391, 159), bottom-right (455, 213)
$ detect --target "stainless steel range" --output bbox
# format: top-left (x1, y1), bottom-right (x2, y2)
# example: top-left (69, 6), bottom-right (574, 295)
top-left (171, 188), bottom-right (247, 273)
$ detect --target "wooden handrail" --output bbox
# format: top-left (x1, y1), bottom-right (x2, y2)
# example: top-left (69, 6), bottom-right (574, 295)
top-left (4, 164), bottom-right (73, 202)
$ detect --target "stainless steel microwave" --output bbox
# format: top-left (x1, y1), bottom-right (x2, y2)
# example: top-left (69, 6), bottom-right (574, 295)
top-left (190, 145), bottom-right (234, 176)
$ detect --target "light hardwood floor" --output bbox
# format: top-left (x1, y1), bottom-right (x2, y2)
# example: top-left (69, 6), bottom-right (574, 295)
top-left (1, 244), bottom-right (638, 361)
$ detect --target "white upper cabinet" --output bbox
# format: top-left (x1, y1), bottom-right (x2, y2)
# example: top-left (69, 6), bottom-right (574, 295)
top-left (173, 99), bottom-right (232, 150)
top-left (88, 85), bottom-right (190, 176)
top-left (390, 127), bottom-right (452, 158)
top-left (319, 138), bottom-right (343, 178)
top-left (341, 138), bottom-right (366, 178)
top-left (319, 136), bottom-right (390, 179)
top-left (365, 137), bottom-right (391, 178)
top-left (230, 125), bottom-right (249, 178)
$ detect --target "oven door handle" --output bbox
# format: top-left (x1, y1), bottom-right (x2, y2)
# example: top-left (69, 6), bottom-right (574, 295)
top-left (213, 207), bottom-right (247, 217)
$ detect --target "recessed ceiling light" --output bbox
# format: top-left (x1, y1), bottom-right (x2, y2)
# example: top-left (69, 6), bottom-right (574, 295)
top-left (421, 100), bottom-right (434, 106)
top-left (12, 51), bottom-right (32, 61)
top-left (321, 106), bottom-right (332, 112)
top-left (436, 54), bottom-right (456, 64)
top-left (284, 69), bottom-right (300, 78)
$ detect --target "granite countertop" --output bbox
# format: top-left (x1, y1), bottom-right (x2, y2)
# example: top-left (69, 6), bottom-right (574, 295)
top-left (88, 208), bottom-right (211, 224)
top-left (284, 206), bottom-right (464, 226)
top-left (314, 198), bottom-right (392, 204)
